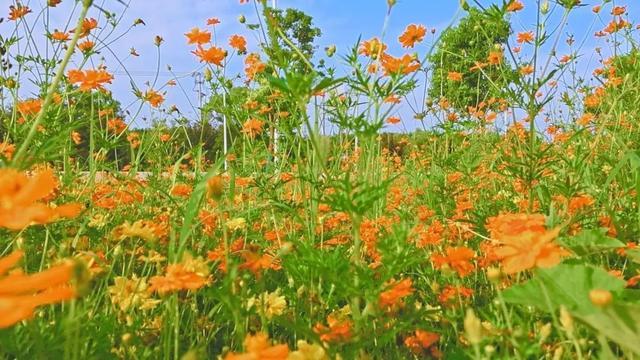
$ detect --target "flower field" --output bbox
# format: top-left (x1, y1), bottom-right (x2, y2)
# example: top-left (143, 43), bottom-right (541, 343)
top-left (2, 0), bottom-right (640, 359)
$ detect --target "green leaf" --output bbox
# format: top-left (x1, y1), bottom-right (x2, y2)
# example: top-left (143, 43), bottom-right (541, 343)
top-left (574, 303), bottom-right (640, 356)
top-left (502, 264), bottom-right (626, 312)
top-left (626, 249), bottom-right (640, 264)
top-left (558, 229), bottom-right (625, 256)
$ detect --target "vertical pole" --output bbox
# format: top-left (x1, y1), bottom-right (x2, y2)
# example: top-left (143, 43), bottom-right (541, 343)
top-left (272, 0), bottom-right (279, 164)
top-left (223, 91), bottom-right (228, 171)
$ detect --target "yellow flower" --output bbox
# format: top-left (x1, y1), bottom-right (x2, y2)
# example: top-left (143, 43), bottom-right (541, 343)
top-left (108, 275), bottom-right (159, 312)
top-left (247, 289), bottom-right (287, 319)
top-left (225, 217), bottom-right (247, 231)
top-left (288, 341), bottom-right (329, 360)
top-left (88, 213), bottom-right (108, 229)
top-left (112, 220), bottom-right (158, 242)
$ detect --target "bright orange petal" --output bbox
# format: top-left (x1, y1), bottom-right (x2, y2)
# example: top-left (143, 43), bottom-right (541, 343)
top-left (0, 251), bottom-right (23, 275)
top-left (14, 169), bottom-right (57, 205)
top-left (0, 263), bottom-right (73, 295)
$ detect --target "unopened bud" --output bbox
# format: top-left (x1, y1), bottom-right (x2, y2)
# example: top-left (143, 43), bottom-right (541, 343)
top-left (238, 15), bottom-right (246, 24)
top-left (559, 306), bottom-right (573, 335)
top-left (325, 45), bottom-right (336, 57)
top-left (486, 267), bottom-right (501, 282)
top-left (589, 289), bottom-right (613, 308)
top-left (464, 309), bottom-right (483, 345)
top-left (541, 1), bottom-right (550, 14)
top-left (5, 78), bottom-right (16, 89)
top-left (539, 322), bottom-right (552, 343)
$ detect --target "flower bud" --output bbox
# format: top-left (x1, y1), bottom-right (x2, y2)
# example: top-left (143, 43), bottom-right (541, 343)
top-left (559, 306), bottom-right (573, 335)
top-left (238, 15), bottom-right (246, 24)
top-left (541, 1), bottom-right (550, 14)
top-left (325, 45), bottom-right (336, 57)
top-left (5, 77), bottom-right (16, 89)
top-left (486, 267), bottom-right (501, 282)
top-left (464, 309), bottom-right (483, 344)
top-left (206, 175), bottom-right (224, 199)
top-left (589, 289), bottom-right (613, 308)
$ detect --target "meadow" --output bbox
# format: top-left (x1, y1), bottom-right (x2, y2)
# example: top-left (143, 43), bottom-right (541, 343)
top-left (1, 0), bottom-right (640, 358)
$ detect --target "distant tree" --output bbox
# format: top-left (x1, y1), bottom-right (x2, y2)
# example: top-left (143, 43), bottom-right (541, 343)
top-left (428, 4), bottom-right (516, 114)
top-left (263, 7), bottom-right (322, 73)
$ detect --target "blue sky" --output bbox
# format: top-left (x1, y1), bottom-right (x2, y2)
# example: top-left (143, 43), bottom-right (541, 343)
top-left (3, 0), bottom-right (639, 131)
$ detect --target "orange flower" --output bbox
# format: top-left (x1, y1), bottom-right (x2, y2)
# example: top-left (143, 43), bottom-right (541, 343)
top-left (148, 261), bottom-right (209, 294)
top-left (71, 131), bottom-right (82, 145)
top-left (51, 30), bottom-right (70, 42)
top-left (399, 24), bottom-right (427, 48)
top-left (506, 0), bottom-right (524, 12)
top-left (384, 94), bottom-right (401, 104)
top-left (438, 284), bottom-right (473, 305)
top-left (380, 53), bottom-right (420, 75)
top-left (519, 64), bottom-right (534, 76)
top-left (67, 69), bottom-right (113, 92)
top-left (0, 142), bottom-right (16, 160)
top-left (404, 330), bottom-right (440, 356)
top-left (171, 183), bottom-right (192, 197)
top-left (8, 4), bottom-right (31, 21)
top-left (487, 49), bottom-right (503, 65)
top-left (193, 46), bottom-right (226, 66)
top-left (144, 89), bottom-right (165, 108)
top-left (207, 18), bottom-right (221, 25)
top-left (517, 31), bottom-right (534, 44)
top-left (225, 333), bottom-right (289, 360)
top-left (229, 34), bottom-right (247, 53)
top-left (0, 251), bottom-right (77, 329)
top-left (245, 53), bottom-right (266, 80)
top-left (107, 118), bottom-right (127, 134)
top-left (612, 6), bottom-right (626, 16)
top-left (486, 213), bottom-right (569, 274)
top-left (447, 71), bottom-right (463, 81)
top-left (379, 278), bottom-right (414, 309)
top-left (77, 18), bottom-right (98, 38)
top-left (0, 168), bottom-right (83, 230)
top-left (386, 116), bottom-right (401, 124)
top-left (314, 314), bottom-right (353, 343)
top-left (431, 246), bottom-right (475, 277)
top-left (78, 40), bottom-right (95, 53)
top-left (207, 175), bottom-right (224, 199)
top-left (568, 194), bottom-right (594, 215)
top-left (242, 118), bottom-right (265, 138)
top-left (16, 98), bottom-right (42, 117)
top-left (185, 27), bottom-right (211, 45)
top-left (238, 251), bottom-right (280, 278)
top-left (359, 37), bottom-right (387, 58)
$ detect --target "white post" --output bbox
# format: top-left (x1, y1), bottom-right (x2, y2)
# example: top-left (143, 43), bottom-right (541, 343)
top-left (272, 0), bottom-right (279, 163)
top-left (223, 91), bottom-right (228, 170)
